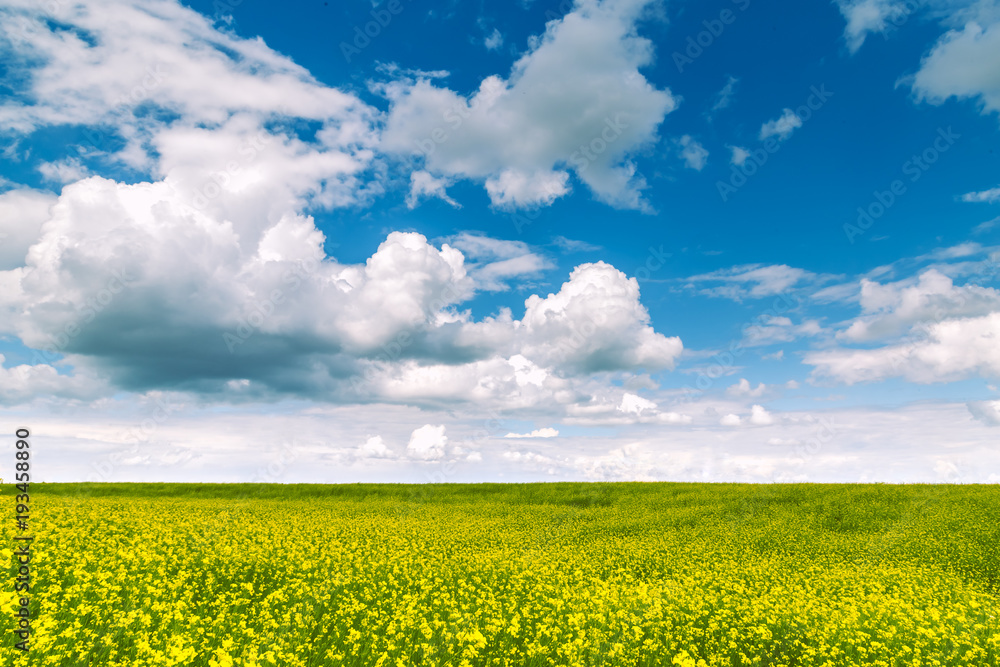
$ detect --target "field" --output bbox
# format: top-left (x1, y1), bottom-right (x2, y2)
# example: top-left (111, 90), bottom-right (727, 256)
top-left (3, 483), bottom-right (999, 666)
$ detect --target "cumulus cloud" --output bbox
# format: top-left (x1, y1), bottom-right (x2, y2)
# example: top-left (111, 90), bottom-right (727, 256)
top-left (837, 269), bottom-right (1000, 343)
top-left (730, 146), bottom-right (750, 166)
top-left (379, 0), bottom-right (677, 210)
top-left (727, 378), bottom-right (766, 397)
top-left (484, 169), bottom-right (570, 209)
top-left (676, 135), bottom-right (708, 170)
top-left (0, 173), bottom-right (681, 412)
top-left (512, 262), bottom-right (683, 374)
top-left (720, 413), bottom-right (742, 426)
top-left (358, 435), bottom-right (392, 458)
top-left (0, 188), bottom-right (56, 270)
top-left (407, 424), bottom-right (448, 460)
top-left (807, 312), bottom-right (1000, 384)
top-left (618, 392), bottom-right (656, 414)
top-left (759, 109), bottom-right (803, 141)
top-left (0, 355), bottom-right (109, 404)
top-left (749, 404), bottom-right (774, 425)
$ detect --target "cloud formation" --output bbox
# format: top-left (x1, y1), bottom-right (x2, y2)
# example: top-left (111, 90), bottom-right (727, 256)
top-left (379, 0), bottom-right (676, 210)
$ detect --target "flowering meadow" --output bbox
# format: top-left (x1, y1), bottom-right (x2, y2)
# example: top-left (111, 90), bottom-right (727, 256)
top-left (3, 482), bottom-right (998, 666)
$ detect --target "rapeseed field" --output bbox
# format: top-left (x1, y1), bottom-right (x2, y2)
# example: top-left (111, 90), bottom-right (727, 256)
top-left (3, 482), bottom-right (998, 666)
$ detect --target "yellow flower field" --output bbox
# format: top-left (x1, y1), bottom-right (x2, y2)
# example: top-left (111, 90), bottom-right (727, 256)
top-left (3, 483), bottom-right (999, 666)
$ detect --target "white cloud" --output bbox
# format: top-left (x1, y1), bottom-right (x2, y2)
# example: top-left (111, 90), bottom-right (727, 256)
top-left (962, 185), bottom-right (1000, 203)
top-left (838, 269), bottom-right (1000, 343)
top-left (444, 232), bottom-right (553, 291)
top-left (0, 0), bottom-right (378, 183)
top-left (358, 435), bottom-right (392, 458)
top-left (485, 28), bottom-right (504, 51)
top-left (552, 236), bottom-right (601, 253)
top-left (0, 188), bottom-right (56, 270)
top-left (836, 0), bottom-right (912, 53)
top-left (0, 355), bottom-right (109, 404)
top-left (807, 312), bottom-right (1000, 384)
top-left (743, 317), bottom-right (823, 347)
top-left (512, 262), bottom-right (683, 374)
top-left (504, 427), bottom-right (559, 438)
top-left (676, 135), bottom-right (709, 170)
top-left (974, 217), bottom-right (1000, 234)
top-left (407, 424), bottom-right (448, 460)
top-left (684, 263), bottom-right (815, 300)
top-left (759, 108), bottom-right (803, 141)
top-left (484, 169), bottom-right (570, 209)
top-left (720, 413), bottom-right (742, 426)
top-left (762, 350), bottom-right (784, 361)
top-left (968, 400), bottom-right (1000, 426)
top-left (379, 0), bottom-right (677, 210)
top-left (0, 174), bottom-right (680, 412)
top-left (406, 171), bottom-right (461, 209)
top-left (711, 76), bottom-right (739, 113)
top-left (37, 157), bottom-right (90, 183)
top-left (911, 18), bottom-right (1000, 115)
top-left (749, 404), bottom-right (774, 425)
top-left (727, 378), bottom-right (766, 397)
top-left (730, 146), bottom-right (750, 166)
top-left (618, 392), bottom-right (656, 414)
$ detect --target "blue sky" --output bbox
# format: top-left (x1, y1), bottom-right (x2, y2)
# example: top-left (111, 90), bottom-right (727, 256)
top-left (1, 0), bottom-right (999, 483)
